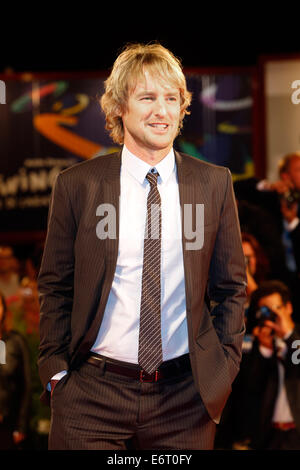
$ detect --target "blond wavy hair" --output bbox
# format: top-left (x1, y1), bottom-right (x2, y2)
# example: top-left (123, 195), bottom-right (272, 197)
top-left (100, 43), bottom-right (192, 145)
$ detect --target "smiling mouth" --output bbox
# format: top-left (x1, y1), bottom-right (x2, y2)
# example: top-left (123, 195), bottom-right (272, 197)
top-left (148, 123), bottom-right (169, 130)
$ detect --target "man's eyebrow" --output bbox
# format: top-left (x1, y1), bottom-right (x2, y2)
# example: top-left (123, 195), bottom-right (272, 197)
top-left (165, 91), bottom-right (180, 96)
top-left (135, 89), bottom-right (179, 97)
top-left (136, 90), bottom-right (155, 96)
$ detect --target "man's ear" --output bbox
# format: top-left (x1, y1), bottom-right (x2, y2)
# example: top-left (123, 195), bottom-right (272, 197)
top-left (115, 105), bottom-right (122, 117)
top-left (116, 103), bottom-right (127, 118)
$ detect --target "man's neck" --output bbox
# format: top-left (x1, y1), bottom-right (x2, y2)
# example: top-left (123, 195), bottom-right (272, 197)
top-left (124, 142), bottom-right (173, 166)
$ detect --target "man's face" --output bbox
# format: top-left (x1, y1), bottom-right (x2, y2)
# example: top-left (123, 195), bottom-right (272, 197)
top-left (120, 71), bottom-right (182, 159)
top-left (282, 157), bottom-right (300, 190)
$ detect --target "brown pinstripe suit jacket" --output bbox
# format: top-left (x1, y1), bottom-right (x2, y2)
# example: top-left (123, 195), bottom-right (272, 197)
top-left (38, 150), bottom-right (247, 423)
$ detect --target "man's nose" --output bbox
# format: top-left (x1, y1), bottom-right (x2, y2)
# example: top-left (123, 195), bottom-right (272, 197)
top-left (153, 98), bottom-right (167, 117)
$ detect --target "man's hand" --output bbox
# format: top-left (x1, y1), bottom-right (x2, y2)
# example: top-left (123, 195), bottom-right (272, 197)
top-left (253, 324), bottom-right (274, 350)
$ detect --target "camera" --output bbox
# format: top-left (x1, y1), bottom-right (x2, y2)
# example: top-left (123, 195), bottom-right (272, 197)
top-left (255, 306), bottom-right (277, 326)
top-left (282, 189), bottom-right (300, 208)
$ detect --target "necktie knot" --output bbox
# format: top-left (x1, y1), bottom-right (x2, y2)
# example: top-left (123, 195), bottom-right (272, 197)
top-left (146, 170), bottom-right (159, 187)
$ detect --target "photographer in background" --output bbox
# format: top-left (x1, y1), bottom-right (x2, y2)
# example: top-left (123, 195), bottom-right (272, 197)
top-left (262, 152), bottom-right (300, 206)
top-left (258, 153), bottom-right (300, 273)
top-left (275, 154), bottom-right (300, 273)
top-left (243, 280), bottom-right (300, 449)
top-left (234, 152), bottom-right (300, 321)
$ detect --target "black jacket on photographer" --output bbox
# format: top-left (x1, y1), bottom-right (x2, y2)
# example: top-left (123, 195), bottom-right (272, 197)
top-left (238, 324), bottom-right (300, 449)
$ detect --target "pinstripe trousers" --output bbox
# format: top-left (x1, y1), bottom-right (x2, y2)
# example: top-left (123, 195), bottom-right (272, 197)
top-left (48, 356), bottom-right (216, 450)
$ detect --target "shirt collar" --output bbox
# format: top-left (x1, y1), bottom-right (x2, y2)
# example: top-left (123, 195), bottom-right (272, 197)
top-left (121, 145), bottom-right (175, 185)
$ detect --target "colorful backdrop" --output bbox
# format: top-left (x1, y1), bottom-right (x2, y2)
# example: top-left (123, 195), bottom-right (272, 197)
top-left (0, 71), bottom-right (254, 232)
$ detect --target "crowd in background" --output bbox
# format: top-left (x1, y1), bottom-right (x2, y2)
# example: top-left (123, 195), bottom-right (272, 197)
top-left (0, 243), bottom-right (49, 450)
top-left (1, 152), bottom-right (300, 450)
top-left (216, 152), bottom-right (300, 450)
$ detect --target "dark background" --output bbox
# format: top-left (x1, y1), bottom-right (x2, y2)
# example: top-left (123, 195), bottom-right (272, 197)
top-left (0, 8), bottom-right (299, 73)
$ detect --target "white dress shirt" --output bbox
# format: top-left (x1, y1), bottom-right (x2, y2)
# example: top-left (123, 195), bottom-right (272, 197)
top-left (91, 145), bottom-right (188, 363)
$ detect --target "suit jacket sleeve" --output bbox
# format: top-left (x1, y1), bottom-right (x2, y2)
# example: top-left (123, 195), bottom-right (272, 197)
top-left (208, 168), bottom-right (247, 381)
top-left (38, 173), bottom-right (77, 389)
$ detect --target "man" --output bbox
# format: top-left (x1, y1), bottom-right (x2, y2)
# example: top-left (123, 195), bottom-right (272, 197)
top-left (38, 43), bottom-right (246, 450)
top-left (234, 153), bottom-right (300, 321)
top-left (240, 281), bottom-right (300, 449)
top-left (259, 153), bottom-right (300, 274)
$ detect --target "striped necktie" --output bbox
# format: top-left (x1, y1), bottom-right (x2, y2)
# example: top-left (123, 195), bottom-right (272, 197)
top-left (138, 169), bottom-right (163, 374)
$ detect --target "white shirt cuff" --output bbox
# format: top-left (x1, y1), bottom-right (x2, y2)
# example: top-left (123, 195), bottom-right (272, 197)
top-left (284, 217), bottom-right (300, 232)
top-left (46, 370), bottom-right (68, 391)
